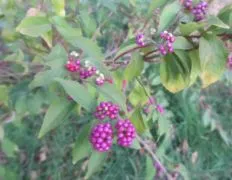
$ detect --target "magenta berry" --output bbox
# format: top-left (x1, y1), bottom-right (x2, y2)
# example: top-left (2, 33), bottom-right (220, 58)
top-left (65, 57), bottom-right (81, 72)
top-left (184, 0), bottom-right (193, 10)
top-left (115, 119), bottom-right (136, 147)
top-left (156, 104), bottom-right (165, 114)
top-left (95, 76), bottom-right (105, 86)
top-left (90, 123), bottom-right (113, 152)
top-left (94, 101), bottom-right (120, 120)
top-left (227, 54), bottom-right (232, 70)
top-left (79, 66), bottom-right (96, 79)
top-left (136, 33), bottom-right (145, 47)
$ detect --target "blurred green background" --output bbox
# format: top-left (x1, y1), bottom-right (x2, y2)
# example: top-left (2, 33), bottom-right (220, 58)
top-left (0, 0), bottom-right (232, 180)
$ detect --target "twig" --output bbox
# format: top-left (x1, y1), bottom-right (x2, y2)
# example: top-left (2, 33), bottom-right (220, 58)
top-left (113, 44), bottom-right (152, 62)
top-left (136, 135), bottom-right (172, 178)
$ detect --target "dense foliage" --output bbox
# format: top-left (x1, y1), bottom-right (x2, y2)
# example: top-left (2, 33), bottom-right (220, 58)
top-left (0, 0), bottom-right (232, 179)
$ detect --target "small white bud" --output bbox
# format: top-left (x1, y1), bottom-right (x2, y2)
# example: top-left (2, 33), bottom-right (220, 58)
top-left (99, 73), bottom-right (105, 79)
top-left (150, 28), bottom-right (156, 35)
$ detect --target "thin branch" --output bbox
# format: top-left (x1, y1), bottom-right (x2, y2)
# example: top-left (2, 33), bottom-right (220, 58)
top-left (113, 44), bottom-right (152, 62)
top-left (136, 135), bottom-right (172, 178)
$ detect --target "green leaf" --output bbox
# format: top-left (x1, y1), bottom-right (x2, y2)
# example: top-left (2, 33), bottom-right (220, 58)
top-left (80, 10), bottom-right (97, 37)
top-left (29, 45), bottom-right (68, 89)
top-left (68, 36), bottom-right (104, 59)
top-left (129, 81), bottom-right (148, 106)
top-left (2, 138), bottom-right (18, 158)
top-left (56, 79), bottom-right (96, 112)
top-left (124, 52), bottom-right (144, 81)
top-left (41, 31), bottom-right (53, 49)
top-left (207, 15), bottom-right (230, 29)
top-left (38, 97), bottom-right (75, 138)
top-left (147, 0), bottom-right (168, 18)
top-left (52, 16), bottom-right (103, 60)
top-left (179, 22), bottom-right (205, 35)
top-left (189, 50), bottom-right (201, 85)
top-left (29, 69), bottom-right (66, 89)
top-left (96, 83), bottom-right (127, 112)
top-left (158, 115), bottom-right (170, 136)
top-left (0, 126), bottom-right (4, 141)
top-left (0, 85), bottom-right (8, 106)
top-left (4, 49), bottom-right (24, 62)
top-left (157, 1), bottom-right (181, 33)
top-left (72, 123), bottom-right (92, 164)
top-left (160, 53), bottom-right (191, 93)
top-left (145, 156), bottom-right (156, 180)
top-left (52, 0), bottom-right (65, 16)
top-left (85, 151), bottom-right (107, 179)
top-left (173, 36), bottom-right (193, 50)
top-left (218, 4), bottom-right (232, 27)
top-left (45, 44), bottom-right (67, 69)
top-left (199, 35), bottom-right (228, 87)
top-left (130, 139), bottom-right (141, 150)
top-left (16, 16), bottom-right (51, 37)
top-left (179, 164), bottom-right (190, 180)
top-left (51, 16), bottom-right (82, 38)
top-left (130, 107), bottom-right (146, 134)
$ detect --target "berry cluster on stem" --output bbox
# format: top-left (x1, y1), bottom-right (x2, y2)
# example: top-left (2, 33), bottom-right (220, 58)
top-left (183, 0), bottom-right (208, 21)
top-left (90, 101), bottom-right (137, 152)
top-left (159, 31), bottom-right (175, 56)
top-left (65, 51), bottom-right (109, 86)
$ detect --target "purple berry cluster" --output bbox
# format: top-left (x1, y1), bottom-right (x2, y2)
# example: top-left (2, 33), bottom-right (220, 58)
top-left (183, 0), bottom-right (208, 21)
top-left (94, 101), bottom-right (120, 120)
top-left (227, 54), bottom-right (232, 70)
top-left (192, 1), bottom-right (208, 21)
top-left (90, 102), bottom-right (137, 152)
top-left (65, 52), bottom-right (109, 86)
top-left (136, 33), bottom-right (145, 47)
top-left (115, 119), bottom-right (136, 147)
top-left (90, 123), bottom-right (113, 152)
top-left (79, 66), bottom-right (96, 79)
top-left (159, 31), bottom-right (175, 55)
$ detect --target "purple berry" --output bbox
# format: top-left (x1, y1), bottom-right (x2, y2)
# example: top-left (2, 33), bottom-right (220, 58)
top-left (115, 119), bottom-right (136, 147)
top-left (90, 123), bottom-right (113, 152)
top-left (136, 33), bottom-right (145, 47)
top-left (227, 54), bottom-right (232, 70)
top-left (156, 104), bottom-right (165, 114)
top-left (65, 56), bottom-right (81, 72)
top-left (184, 0), bottom-right (193, 10)
top-left (94, 101), bottom-right (120, 120)
top-left (79, 66), bottom-right (96, 79)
